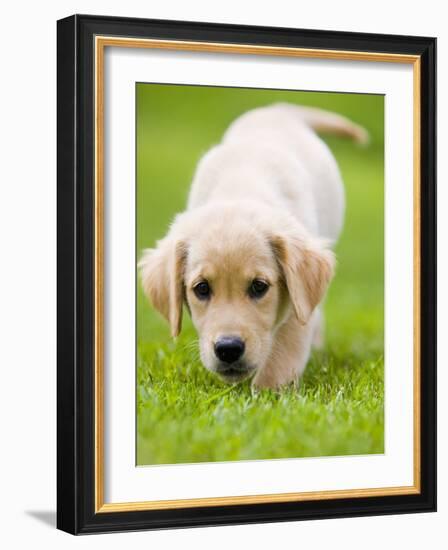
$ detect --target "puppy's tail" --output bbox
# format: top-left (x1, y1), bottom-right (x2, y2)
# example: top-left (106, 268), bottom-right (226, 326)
top-left (282, 103), bottom-right (370, 145)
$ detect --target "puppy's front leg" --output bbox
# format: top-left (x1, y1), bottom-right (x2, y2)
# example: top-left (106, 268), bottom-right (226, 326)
top-left (252, 312), bottom-right (316, 389)
top-left (311, 307), bottom-right (324, 350)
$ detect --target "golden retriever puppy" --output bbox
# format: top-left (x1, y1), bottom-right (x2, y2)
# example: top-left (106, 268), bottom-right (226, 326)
top-left (139, 103), bottom-right (367, 388)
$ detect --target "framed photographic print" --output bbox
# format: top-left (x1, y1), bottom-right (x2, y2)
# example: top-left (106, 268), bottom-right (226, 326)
top-left (57, 14), bottom-right (436, 534)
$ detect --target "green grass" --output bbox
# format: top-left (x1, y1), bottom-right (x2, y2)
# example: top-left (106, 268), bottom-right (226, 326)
top-left (136, 85), bottom-right (384, 465)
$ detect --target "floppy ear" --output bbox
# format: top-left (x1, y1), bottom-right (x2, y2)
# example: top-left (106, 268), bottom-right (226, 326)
top-left (138, 238), bottom-right (187, 337)
top-left (271, 233), bottom-right (335, 325)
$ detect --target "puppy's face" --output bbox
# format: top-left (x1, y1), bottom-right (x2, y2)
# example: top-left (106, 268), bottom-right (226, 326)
top-left (139, 207), bottom-right (334, 384)
top-left (183, 231), bottom-right (287, 382)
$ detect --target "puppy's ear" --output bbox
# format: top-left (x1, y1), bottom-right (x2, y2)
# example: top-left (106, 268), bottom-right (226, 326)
top-left (138, 238), bottom-right (187, 337)
top-left (271, 233), bottom-right (335, 325)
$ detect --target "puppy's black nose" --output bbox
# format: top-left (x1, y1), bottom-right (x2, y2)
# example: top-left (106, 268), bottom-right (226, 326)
top-left (214, 337), bottom-right (245, 364)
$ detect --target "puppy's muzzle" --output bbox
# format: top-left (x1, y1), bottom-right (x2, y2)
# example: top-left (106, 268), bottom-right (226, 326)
top-left (214, 336), bottom-right (245, 364)
top-left (214, 337), bottom-right (254, 382)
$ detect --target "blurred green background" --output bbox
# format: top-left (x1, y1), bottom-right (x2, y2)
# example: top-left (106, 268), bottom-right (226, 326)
top-left (136, 84), bottom-right (384, 465)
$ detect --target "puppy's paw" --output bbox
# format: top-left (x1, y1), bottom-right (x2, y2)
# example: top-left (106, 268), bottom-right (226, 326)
top-left (251, 370), bottom-right (298, 391)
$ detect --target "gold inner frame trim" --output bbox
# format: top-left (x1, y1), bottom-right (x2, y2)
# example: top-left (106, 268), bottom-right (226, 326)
top-left (94, 35), bottom-right (421, 513)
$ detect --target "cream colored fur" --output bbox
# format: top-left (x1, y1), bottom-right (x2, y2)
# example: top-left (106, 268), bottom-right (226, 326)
top-left (139, 103), bottom-right (367, 388)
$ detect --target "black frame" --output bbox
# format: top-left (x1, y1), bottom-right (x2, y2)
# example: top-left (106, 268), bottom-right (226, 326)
top-left (57, 14), bottom-right (436, 535)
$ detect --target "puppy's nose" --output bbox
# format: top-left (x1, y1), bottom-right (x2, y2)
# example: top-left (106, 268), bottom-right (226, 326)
top-left (214, 337), bottom-right (245, 364)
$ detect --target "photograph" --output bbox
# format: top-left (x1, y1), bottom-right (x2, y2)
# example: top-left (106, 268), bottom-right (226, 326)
top-left (55, 14), bottom-right (435, 535)
top-left (136, 84), bottom-right (385, 466)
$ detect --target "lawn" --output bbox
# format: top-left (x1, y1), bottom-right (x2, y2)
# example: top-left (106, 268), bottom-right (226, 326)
top-left (136, 84), bottom-right (384, 465)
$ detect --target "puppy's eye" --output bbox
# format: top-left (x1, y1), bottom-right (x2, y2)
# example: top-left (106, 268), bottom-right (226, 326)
top-left (193, 281), bottom-right (211, 300)
top-left (248, 279), bottom-right (269, 299)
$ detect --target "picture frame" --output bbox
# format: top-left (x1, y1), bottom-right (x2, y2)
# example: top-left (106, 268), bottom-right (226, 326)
top-left (57, 14), bottom-right (436, 534)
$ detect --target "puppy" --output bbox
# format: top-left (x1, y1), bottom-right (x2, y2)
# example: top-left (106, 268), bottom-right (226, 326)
top-left (139, 103), bottom-right (367, 388)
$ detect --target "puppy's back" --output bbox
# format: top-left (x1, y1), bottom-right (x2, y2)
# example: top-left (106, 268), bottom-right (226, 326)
top-left (188, 104), bottom-right (366, 242)
top-left (223, 103), bottom-right (368, 147)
